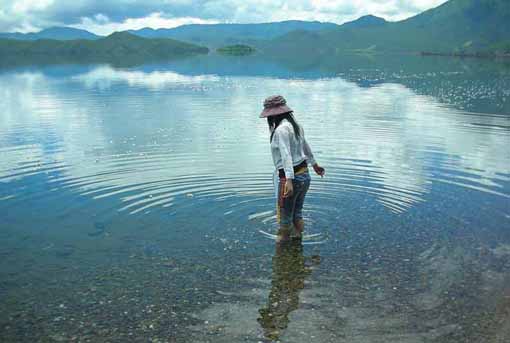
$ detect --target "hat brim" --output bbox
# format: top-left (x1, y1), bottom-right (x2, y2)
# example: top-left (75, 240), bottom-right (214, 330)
top-left (260, 105), bottom-right (293, 118)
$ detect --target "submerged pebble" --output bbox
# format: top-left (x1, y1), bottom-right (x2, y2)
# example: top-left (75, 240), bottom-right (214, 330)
top-left (55, 245), bottom-right (75, 258)
top-left (88, 222), bottom-right (106, 237)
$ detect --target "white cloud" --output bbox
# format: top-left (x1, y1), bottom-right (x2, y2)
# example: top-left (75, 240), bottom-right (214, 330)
top-left (11, 0), bottom-right (55, 13)
top-left (0, 0), bottom-right (56, 32)
top-left (0, 0), bottom-right (449, 33)
top-left (72, 66), bottom-right (220, 89)
top-left (72, 12), bottom-right (219, 35)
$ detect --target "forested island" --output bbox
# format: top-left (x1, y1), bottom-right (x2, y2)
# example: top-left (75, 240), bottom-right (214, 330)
top-left (217, 45), bottom-right (256, 55)
top-left (0, 32), bottom-right (209, 66)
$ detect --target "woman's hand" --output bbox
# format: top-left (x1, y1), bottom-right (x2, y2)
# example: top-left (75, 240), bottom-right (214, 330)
top-left (284, 179), bottom-right (293, 197)
top-left (313, 164), bottom-right (325, 177)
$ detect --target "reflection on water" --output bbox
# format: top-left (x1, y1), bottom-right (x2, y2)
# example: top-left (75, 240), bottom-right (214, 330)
top-left (258, 242), bottom-right (320, 341)
top-left (0, 55), bottom-right (509, 342)
top-left (1, 63), bottom-right (508, 216)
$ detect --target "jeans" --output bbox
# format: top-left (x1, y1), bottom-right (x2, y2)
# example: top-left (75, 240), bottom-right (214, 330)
top-left (277, 170), bottom-right (311, 226)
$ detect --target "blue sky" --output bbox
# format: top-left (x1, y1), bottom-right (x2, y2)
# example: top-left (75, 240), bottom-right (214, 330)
top-left (0, 0), bottom-right (448, 34)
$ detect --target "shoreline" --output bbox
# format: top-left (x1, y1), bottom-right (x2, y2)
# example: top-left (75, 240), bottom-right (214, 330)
top-left (420, 51), bottom-right (510, 59)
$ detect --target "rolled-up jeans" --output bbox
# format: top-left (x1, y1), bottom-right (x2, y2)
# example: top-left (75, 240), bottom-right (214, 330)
top-left (277, 170), bottom-right (311, 227)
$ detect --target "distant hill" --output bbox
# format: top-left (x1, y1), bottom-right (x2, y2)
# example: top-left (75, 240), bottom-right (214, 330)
top-left (0, 27), bottom-right (100, 40)
top-left (266, 0), bottom-right (510, 56)
top-left (341, 15), bottom-right (387, 29)
top-left (0, 32), bottom-right (209, 67)
top-left (129, 20), bottom-right (339, 47)
top-left (1, 0), bottom-right (508, 60)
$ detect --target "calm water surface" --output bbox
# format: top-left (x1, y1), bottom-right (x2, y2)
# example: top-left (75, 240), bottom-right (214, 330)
top-left (1, 55), bottom-right (509, 342)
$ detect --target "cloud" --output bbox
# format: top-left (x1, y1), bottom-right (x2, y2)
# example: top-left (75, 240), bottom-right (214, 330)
top-left (73, 12), bottom-right (219, 36)
top-left (0, 0), bottom-right (448, 34)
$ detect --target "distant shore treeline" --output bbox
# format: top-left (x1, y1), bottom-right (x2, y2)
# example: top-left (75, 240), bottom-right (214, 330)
top-left (420, 51), bottom-right (510, 59)
top-left (217, 45), bottom-right (256, 55)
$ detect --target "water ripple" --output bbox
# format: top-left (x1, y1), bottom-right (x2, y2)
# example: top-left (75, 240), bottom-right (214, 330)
top-left (0, 66), bottom-right (509, 223)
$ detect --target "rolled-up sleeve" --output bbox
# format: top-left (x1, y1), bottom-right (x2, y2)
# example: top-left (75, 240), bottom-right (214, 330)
top-left (275, 127), bottom-right (295, 179)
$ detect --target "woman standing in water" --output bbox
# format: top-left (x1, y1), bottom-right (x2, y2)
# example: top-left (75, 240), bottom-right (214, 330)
top-left (260, 95), bottom-right (325, 243)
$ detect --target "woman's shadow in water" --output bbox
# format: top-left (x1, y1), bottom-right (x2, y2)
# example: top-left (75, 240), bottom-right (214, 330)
top-left (257, 241), bottom-right (321, 341)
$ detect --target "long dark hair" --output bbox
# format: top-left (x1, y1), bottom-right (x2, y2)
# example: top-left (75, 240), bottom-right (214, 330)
top-left (267, 112), bottom-right (301, 142)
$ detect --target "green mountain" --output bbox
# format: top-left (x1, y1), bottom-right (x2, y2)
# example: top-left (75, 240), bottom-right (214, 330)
top-left (266, 0), bottom-right (510, 55)
top-left (0, 27), bottom-right (100, 40)
top-left (341, 15), bottom-right (387, 29)
top-left (0, 32), bottom-right (209, 67)
top-left (129, 20), bottom-right (339, 47)
top-left (0, 0), bottom-right (507, 63)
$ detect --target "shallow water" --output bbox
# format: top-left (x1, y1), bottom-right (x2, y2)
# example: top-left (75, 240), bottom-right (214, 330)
top-left (1, 55), bottom-right (509, 342)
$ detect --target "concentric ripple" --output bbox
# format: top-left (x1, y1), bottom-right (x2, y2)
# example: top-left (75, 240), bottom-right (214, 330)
top-left (0, 64), bottom-right (509, 231)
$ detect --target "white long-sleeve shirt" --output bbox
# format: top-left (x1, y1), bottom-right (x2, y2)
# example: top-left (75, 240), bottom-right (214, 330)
top-left (270, 119), bottom-right (316, 179)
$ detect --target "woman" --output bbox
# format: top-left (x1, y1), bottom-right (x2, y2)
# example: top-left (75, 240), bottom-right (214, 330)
top-left (260, 95), bottom-right (325, 243)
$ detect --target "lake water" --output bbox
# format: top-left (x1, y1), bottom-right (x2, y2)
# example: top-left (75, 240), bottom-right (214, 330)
top-left (1, 54), bottom-right (509, 342)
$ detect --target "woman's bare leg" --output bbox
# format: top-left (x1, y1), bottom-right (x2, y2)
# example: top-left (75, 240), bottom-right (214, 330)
top-left (276, 224), bottom-right (291, 243)
top-left (292, 219), bottom-right (304, 239)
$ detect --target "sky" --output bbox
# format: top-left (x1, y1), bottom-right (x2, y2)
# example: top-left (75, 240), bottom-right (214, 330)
top-left (0, 0), bottom-right (448, 34)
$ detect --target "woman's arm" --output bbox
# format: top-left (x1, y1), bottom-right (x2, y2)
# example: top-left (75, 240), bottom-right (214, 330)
top-left (302, 131), bottom-right (325, 177)
top-left (303, 139), bottom-right (317, 166)
top-left (301, 127), bottom-right (317, 166)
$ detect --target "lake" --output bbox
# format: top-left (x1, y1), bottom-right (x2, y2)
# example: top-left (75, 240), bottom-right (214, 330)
top-left (1, 54), bottom-right (509, 342)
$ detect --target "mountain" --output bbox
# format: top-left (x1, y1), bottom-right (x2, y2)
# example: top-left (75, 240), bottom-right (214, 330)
top-left (266, 0), bottom-right (510, 55)
top-left (0, 32), bottom-right (26, 40)
top-left (129, 20), bottom-right (339, 47)
top-left (341, 15), bottom-right (387, 29)
top-left (1, 0), bottom-right (508, 59)
top-left (0, 27), bottom-right (100, 40)
top-left (0, 32), bottom-right (209, 67)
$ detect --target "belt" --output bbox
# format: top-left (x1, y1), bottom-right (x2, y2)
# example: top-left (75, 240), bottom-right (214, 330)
top-left (278, 160), bottom-right (308, 179)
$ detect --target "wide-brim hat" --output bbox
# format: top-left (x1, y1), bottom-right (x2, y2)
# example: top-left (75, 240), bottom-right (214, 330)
top-left (260, 95), bottom-right (293, 118)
